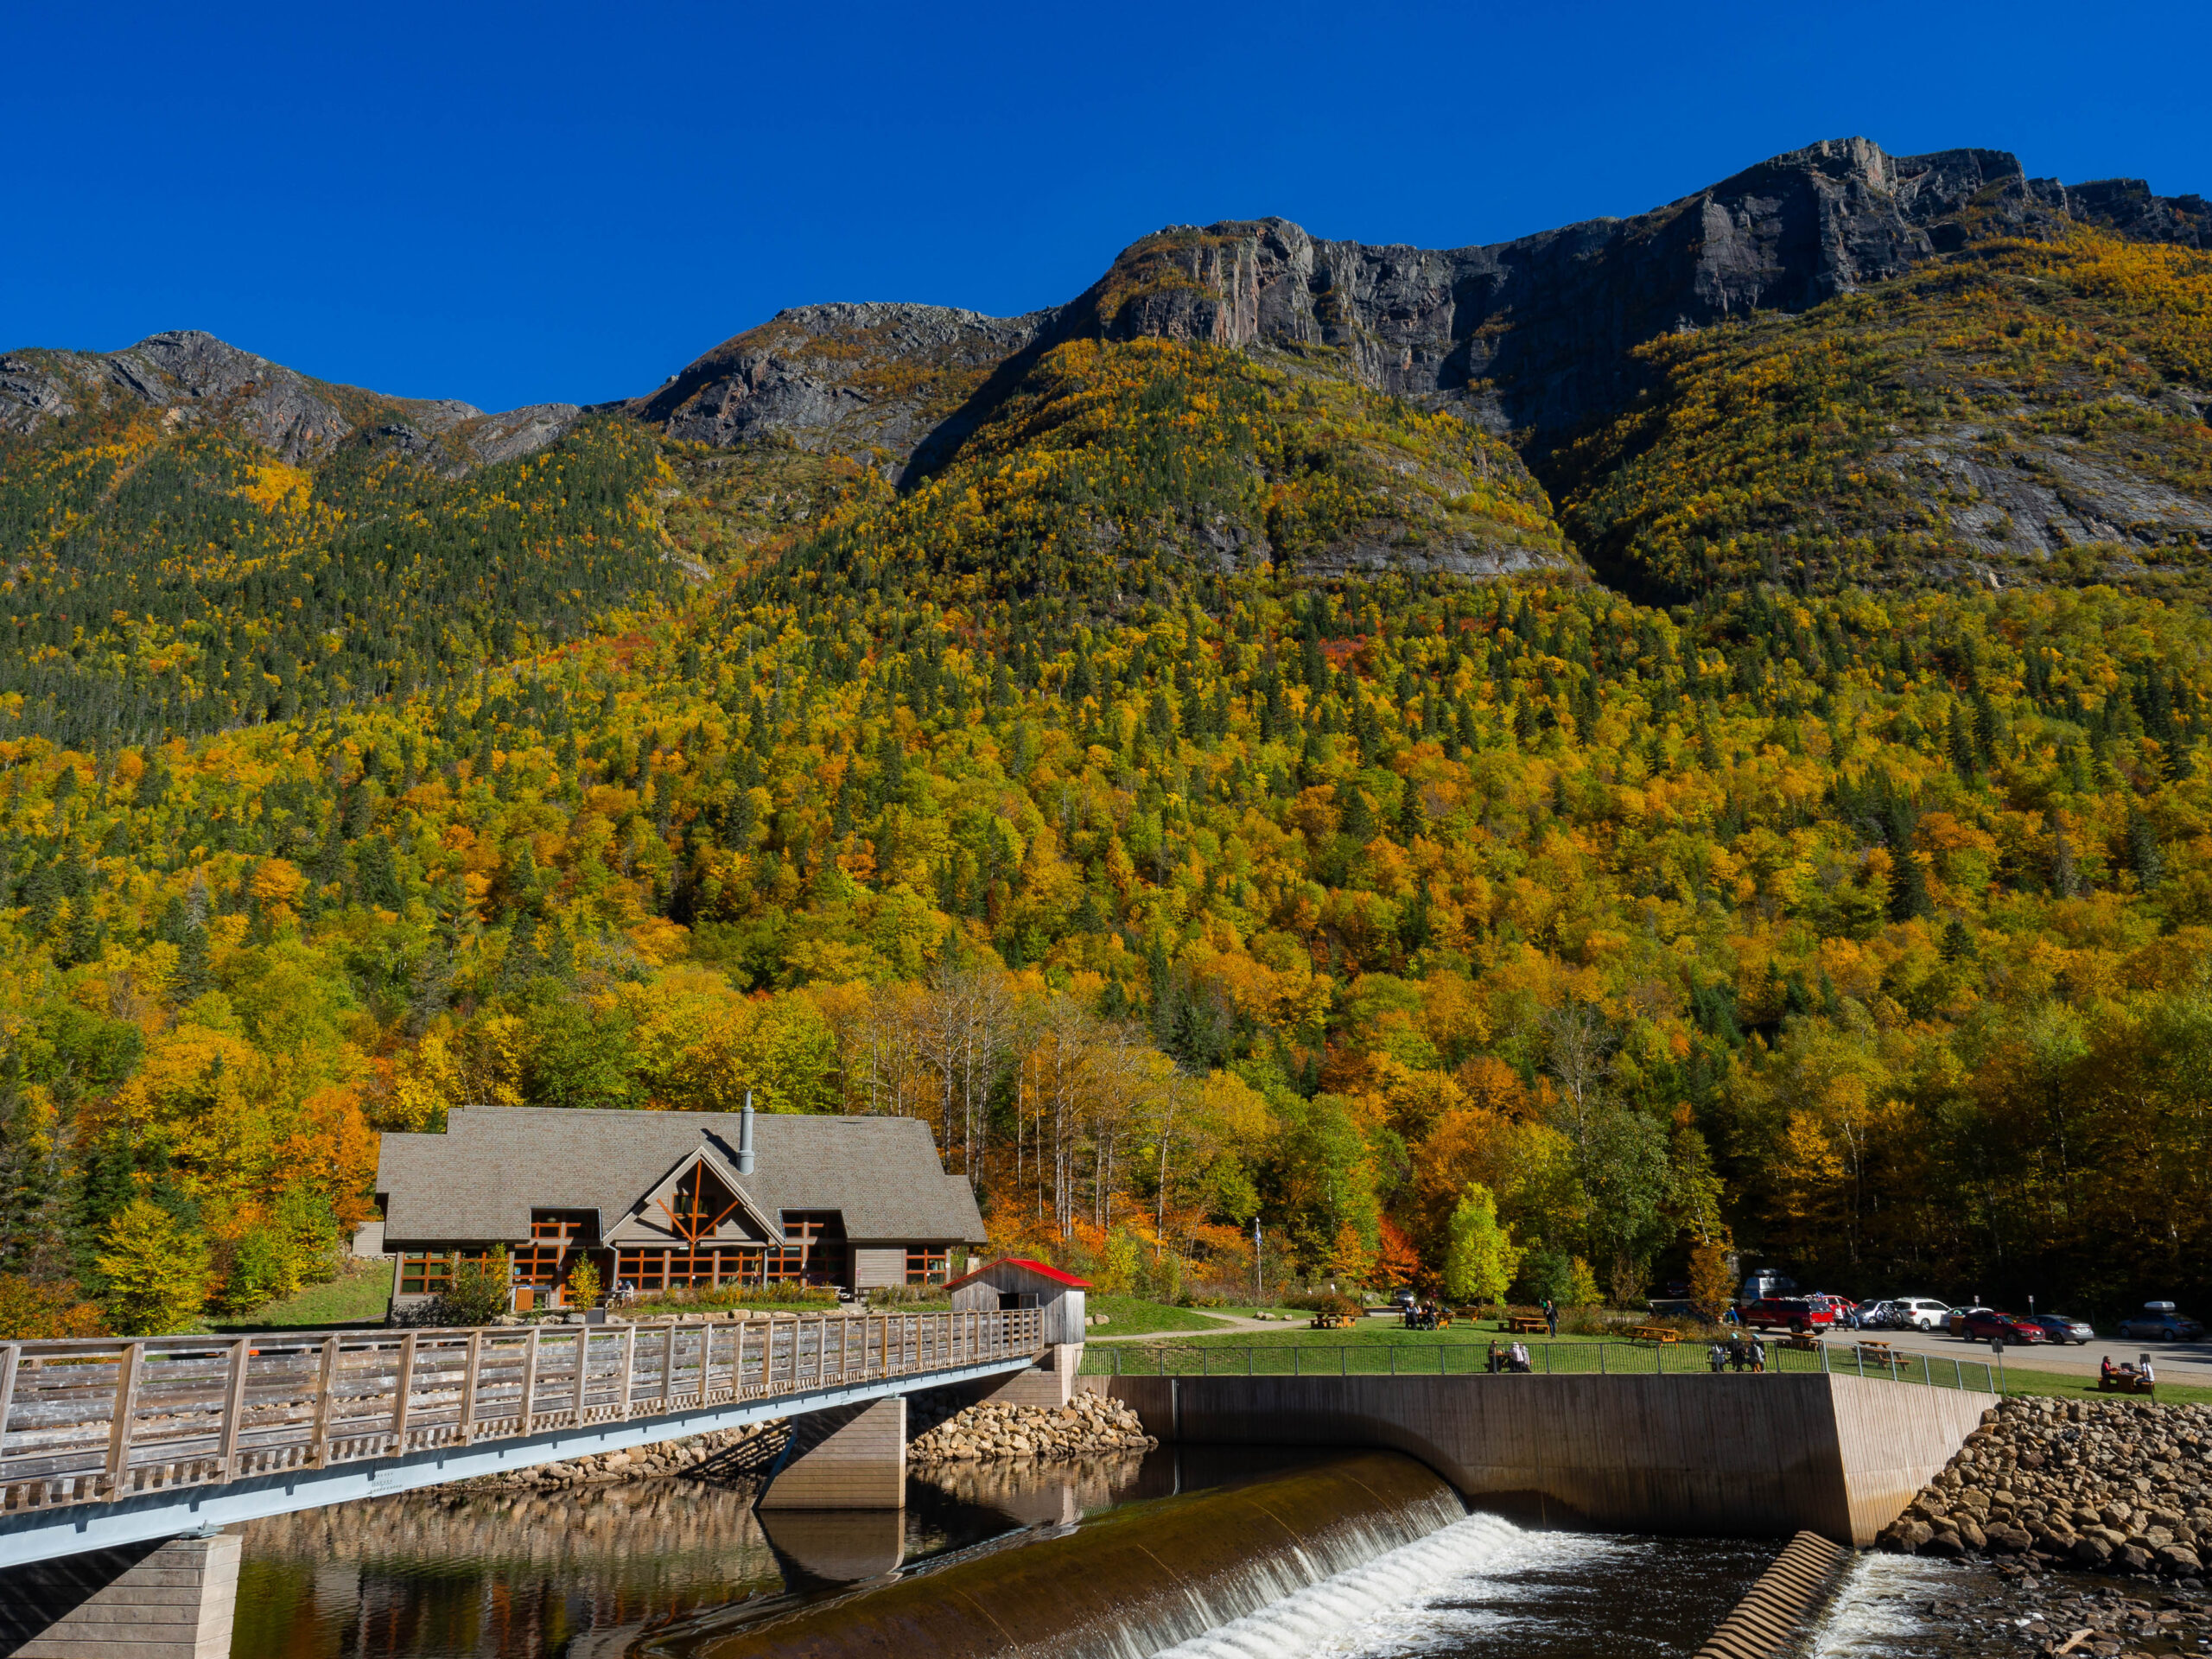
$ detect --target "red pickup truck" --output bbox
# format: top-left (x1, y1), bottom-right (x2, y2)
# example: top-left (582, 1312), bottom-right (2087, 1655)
top-left (1743, 1296), bottom-right (1838, 1335)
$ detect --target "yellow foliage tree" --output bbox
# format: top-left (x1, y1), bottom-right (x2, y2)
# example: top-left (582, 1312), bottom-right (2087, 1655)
top-left (96, 1200), bottom-right (210, 1336)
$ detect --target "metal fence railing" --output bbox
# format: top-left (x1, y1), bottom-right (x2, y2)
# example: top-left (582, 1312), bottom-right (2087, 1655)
top-left (1079, 1338), bottom-right (2001, 1393)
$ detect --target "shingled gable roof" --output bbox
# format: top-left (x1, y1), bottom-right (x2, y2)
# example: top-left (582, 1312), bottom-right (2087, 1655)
top-left (376, 1107), bottom-right (987, 1246)
top-left (606, 1142), bottom-right (780, 1247)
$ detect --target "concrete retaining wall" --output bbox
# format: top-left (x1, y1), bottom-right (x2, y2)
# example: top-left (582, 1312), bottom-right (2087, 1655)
top-left (1096, 1373), bottom-right (1992, 1545)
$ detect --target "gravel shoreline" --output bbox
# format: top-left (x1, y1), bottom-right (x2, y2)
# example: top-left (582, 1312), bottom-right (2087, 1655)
top-left (907, 1395), bottom-right (1158, 1466)
top-left (454, 1395), bottom-right (1156, 1492)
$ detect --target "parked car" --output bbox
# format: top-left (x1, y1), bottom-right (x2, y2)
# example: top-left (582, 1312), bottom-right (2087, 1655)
top-left (1890, 1297), bottom-right (1951, 1332)
top-left (2031, 1314), bottom-right (2095, 1345)
top-left (1945, 1306), bottom-right (1993, 1336)
top-left (1744, 1296), bottom-right (1837, 1334)
top-left (2117, 1302), bottom-right (2206, 1341)
top-left (1957, 1310), bottom-right (2049, 1345)
top-left (1859, 1300), bottom-right (1899, 1328)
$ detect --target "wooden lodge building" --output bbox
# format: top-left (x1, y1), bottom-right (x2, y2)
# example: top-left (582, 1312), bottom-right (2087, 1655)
top-left (375, 1103), bottom-right (988, 1313)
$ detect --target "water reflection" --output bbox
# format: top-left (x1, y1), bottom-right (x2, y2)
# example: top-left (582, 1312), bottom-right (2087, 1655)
top-left (234, 1452), bottom-right (1167, 1659)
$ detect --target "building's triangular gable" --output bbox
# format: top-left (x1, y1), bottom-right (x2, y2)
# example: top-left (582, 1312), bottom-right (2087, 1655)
top-left (604, 1140), bottom-right (779, 1247)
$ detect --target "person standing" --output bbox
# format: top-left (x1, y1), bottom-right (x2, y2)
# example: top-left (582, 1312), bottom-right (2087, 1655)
top-left (1544, 1297), bottom-right (1558, 1338)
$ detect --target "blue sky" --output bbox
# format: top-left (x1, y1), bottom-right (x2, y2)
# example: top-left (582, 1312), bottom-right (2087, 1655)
top-left (8, 1), bottom-right (2207, 414)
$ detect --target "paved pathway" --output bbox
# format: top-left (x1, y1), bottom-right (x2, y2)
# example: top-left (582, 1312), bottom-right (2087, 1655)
top-left (1820, 1323), bottom-right (2212, 1386)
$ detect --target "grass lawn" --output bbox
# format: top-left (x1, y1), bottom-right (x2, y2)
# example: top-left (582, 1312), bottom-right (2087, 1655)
top-left (1987, 1362), bottom-right (2212, 1408)
top-left (1077, 1319), bottom-right (2212, 1405)
top-left (1118, 1317), bottom-right (1609, 1349)
top-left (208, 1261), bottom-right (393, 1332)
top-left (1084, 1294), bottom-right (1240, 1335)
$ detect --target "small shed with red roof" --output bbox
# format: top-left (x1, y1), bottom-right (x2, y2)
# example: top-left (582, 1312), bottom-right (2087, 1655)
top-left (947, 1257), bottom-right (1090, 1346)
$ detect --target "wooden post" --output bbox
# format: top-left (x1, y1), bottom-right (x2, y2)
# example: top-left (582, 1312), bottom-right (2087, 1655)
top-left (457, 1331), bottom-right (484, 1444)
top-left (104, 1343), bottom-right (143, 1494)
top-left (661, 1321), bottom-right (678, 1407)
top-left (216, 1338), bottom-right (251, 1479)
top-left (391, 1333), bottom-right (418, 1452)
top-left (620, 1323), bottom-right (639, 1417)
top-left (701, 1321), bottom-right (717, 1403)
top-left (572, 1328), bottom-right (590, 1423)
top-left (519, 1327), bottom-right (541, 1429)
top-left (0, 1344), bottom-right (20, 1459)
top-left (308, 1336), bottom-right (340, 1466)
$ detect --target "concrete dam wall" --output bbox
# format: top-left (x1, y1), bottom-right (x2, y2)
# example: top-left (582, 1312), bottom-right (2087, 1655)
top-left (1096, 1372), bottom-right (1993, 1546)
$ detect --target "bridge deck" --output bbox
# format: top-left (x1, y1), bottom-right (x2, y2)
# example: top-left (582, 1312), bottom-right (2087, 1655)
top-left (0, 1308), bottom-right (1041, 1520)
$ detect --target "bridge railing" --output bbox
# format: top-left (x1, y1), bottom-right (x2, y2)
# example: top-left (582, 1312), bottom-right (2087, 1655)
top-left (1084, 1338), bottom-right (2000, 1392)
top-left (0, 1307), bottom-right (1041, 1516)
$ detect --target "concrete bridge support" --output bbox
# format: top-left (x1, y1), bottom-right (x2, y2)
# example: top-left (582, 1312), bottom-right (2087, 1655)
top-left (974, 1342), bottom-right (1083, 1408)
top-left (759, 1395), bottom-right (906, 1510)
top-left (0, 1530), bottom-right (238, 1659)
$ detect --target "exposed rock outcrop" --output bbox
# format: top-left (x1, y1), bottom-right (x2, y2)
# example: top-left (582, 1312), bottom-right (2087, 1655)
top-left (629, 302), bottom-right (1044, 482)
top-left (1878, 1395), bottom-right (2210, 1580)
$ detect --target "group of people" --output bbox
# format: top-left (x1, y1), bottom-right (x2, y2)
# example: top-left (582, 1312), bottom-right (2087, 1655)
top-left (2101, 1355), bottom-right (2155, 1389)
top-left (1484, 1340), bottom-right (1535, 1373)
top-left (1401, 1301), bottom-right (1452, 1330)
top-left (1707, 1338), bottom-right (1768, 1373)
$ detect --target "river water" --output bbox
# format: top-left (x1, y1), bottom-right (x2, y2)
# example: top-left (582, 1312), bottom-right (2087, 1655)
top-left (228, 1447), bottom-right (2038, 1659)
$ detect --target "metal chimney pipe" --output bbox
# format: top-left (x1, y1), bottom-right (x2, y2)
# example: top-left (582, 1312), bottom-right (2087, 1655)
top-left (738, 1091), bottom-right (756, 1174)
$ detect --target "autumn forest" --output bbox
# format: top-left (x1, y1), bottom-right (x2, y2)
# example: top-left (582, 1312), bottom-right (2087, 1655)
top-left (1, 205), bottom-right (2209, 1336)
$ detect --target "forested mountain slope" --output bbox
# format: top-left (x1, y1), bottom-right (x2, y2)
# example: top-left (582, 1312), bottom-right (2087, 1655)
top-left (0, 137), bottom-right (2207, 1341)
top-left (1554, 230), bottom-right (2212, 604)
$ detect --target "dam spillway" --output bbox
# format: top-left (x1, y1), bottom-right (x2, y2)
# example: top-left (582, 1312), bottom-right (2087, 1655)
top-left (1095, 1370), bottom-right (1997, 1544)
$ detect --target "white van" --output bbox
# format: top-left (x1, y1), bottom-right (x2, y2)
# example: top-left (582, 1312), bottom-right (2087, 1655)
top-left (1889, 1296), bottom-right (1950, 1331)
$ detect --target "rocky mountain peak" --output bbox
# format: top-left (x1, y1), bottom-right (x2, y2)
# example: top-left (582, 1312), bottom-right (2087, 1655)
top-left (0, 327), bottom-right (581, 472)
top-left (629, 302), bottom-right (1044, 479)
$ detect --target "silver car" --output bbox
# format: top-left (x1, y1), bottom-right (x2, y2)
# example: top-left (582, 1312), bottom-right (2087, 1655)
top-left (2118, 1302), bottom-right (2205, 1341)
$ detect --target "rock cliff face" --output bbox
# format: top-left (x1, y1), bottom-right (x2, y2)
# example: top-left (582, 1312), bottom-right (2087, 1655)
top-left (1062, 140), bottom-right (2207, 437)
top-left (0, 328), bottom-right (579, 471)
top-left (628, 138), bottom-right (2205, 483)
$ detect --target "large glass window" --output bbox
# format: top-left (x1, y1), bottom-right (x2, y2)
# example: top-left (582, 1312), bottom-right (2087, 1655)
top-left (906, 1247), bottom-right (949, 1285)
top-left (613, 1246), bottom-right (760, 1291)
top-left (777, 1211), bottom-right (847, 1287)
top-left (514, 1211), bottom-right (599, 1304)
top-left (398, 1249), bottom-right (491, 1295)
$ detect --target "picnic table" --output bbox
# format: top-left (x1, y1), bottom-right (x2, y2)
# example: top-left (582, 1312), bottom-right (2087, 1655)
top-left (1626, 1325), bottom-right (1681, 1344)
top-left (2099, 1370), bottom-right (2156, 1396)
top-left (1309, 1312), bottom-right (1357, 1330)
top-left (1854, 1340), bottom-right (1910, 1372)
top-left (1504, 1315), bottom-right (1549, 1335)
top-left (1777, 1332), bottom-right (1823, 1353)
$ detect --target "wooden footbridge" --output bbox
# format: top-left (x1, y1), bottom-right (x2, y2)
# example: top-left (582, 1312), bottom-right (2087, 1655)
top-left (0, 1306), bottom-right (1046, 1568)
